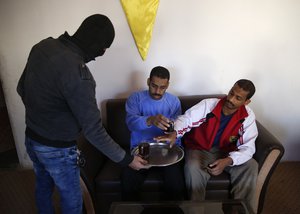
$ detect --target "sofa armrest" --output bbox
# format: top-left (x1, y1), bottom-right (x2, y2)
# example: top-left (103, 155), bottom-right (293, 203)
top-left (77, 134), bottom-right (107, 203)
top-left (254, 121), bottom-right (284, 170)
top-left (253, 121), bottom-right (285, 214)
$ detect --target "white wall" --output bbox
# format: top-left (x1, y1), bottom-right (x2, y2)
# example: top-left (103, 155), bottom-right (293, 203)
top-left (1, 0), bottom-right (299, 167)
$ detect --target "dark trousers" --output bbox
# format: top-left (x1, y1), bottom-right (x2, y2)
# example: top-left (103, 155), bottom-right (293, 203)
top-left (121, 161), bottom-right (185, 201)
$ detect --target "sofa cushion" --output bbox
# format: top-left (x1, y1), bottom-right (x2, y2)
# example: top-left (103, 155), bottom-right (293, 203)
top-left (95, 160), bottom-right (168, 194)
top-left (96, 161), bottom-right (230, 194)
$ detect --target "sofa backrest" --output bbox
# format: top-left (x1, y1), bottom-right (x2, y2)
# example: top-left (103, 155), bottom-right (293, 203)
top-left (106, 98), bottom-right (130, 150)
top-left (179, 94), bottom-right (226, 113)
top-left (105, 94), bottom-right (226, 150)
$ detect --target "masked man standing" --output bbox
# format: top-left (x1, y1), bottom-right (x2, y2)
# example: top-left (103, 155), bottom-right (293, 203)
top-left (17, 14), bottom-right (147, 214)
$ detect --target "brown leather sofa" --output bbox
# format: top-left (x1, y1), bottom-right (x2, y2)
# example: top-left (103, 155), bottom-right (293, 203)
top-left (78, 95), bottom-right (284, 214)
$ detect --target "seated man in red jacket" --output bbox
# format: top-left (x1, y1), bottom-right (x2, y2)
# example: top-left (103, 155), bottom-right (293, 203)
top-left (155, 79), bottom-right (258, 214)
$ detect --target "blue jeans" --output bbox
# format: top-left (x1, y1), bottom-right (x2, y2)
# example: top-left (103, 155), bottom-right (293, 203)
top-left (25, 137), bottom-right (82, 214)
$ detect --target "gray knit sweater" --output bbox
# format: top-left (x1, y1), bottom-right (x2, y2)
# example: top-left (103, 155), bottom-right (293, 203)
top-left (17, 33), bottom-right (132, 166)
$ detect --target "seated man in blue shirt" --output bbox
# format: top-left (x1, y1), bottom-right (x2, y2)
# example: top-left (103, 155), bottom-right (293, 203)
top-left (121, 66), bottom-right (185, 201)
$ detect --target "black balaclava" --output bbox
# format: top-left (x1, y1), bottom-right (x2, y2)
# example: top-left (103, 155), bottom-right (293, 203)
top-left (72, 14), bottom-right (115, 62)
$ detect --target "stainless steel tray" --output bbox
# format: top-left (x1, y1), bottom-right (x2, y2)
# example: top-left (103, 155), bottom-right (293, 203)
top-left (131, 142), bottom-right (184, 167)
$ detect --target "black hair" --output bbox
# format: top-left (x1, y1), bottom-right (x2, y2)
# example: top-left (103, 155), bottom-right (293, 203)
top-left (235, 79), bottom-right (256, 99)
top-left (150, 66), bottom-right (170, 80)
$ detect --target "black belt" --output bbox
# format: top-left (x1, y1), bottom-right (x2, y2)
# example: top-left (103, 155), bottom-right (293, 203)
top-left (25, 127), bottom-right (76, 148)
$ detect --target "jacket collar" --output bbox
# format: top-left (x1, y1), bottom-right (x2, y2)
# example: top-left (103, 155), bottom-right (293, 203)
top-left (58, 32), bottom-right (91, 62)
top-left (212, 97), bottom-right (248, 121)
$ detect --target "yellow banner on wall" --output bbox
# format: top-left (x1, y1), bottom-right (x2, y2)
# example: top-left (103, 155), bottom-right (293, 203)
top-left (121, 0), bottom-right (159, 60)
